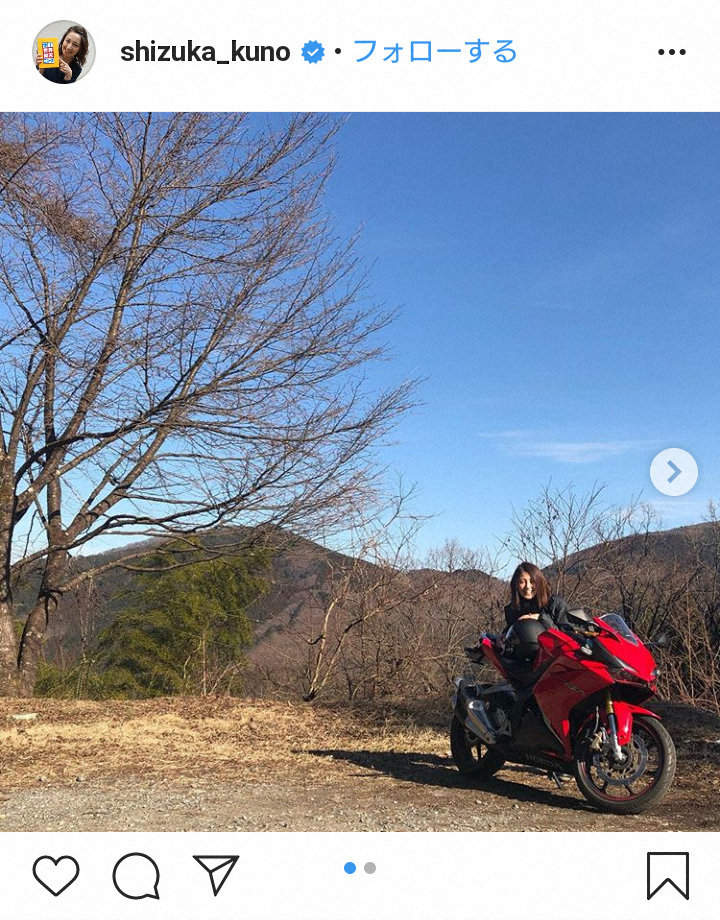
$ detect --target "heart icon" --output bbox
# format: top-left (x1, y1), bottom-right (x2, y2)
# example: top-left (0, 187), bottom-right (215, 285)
top-left (33, 855), bottom-right (80, 896)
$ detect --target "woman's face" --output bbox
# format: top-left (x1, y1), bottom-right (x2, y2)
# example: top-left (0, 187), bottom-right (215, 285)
top-left (517, 571), bottom-right (536, 601)
top-left (61, 32), bottom-right (82, 60)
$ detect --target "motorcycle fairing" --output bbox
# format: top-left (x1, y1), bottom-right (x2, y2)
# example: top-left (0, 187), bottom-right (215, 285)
top-left (478, 618), bottom-right (660, 758)
top-left (532, 631), bottom-right (613, 756)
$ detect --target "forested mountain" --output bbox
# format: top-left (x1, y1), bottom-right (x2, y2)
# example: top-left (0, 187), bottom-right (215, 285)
top-left (22, 520), bottom-right (718, 705)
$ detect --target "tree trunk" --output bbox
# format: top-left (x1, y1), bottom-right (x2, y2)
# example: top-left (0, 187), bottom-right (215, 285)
top-left (16, 549), bottom-right (69, 695)
top-left (0, 458), bottom-right (21, 695)
top-left (0, 601), bottom-right (21, 696)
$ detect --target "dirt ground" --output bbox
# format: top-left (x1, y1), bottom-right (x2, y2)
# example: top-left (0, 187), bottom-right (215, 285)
top-left (0, 697), bottom-right (718, 832)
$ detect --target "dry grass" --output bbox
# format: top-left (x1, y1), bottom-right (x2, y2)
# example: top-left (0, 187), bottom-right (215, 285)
top-left (0, 696), bottom-right (716, 806)
top-left (0, 697), bottom-right (717, 831)
top-left (0, 697), bottom-right (450, 788)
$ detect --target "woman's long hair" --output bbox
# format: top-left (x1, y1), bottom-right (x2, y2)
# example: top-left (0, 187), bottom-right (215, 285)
top-left (60, 25), bottom-right (89, 66)
top-left (509, 561), bottom-right (551, 610)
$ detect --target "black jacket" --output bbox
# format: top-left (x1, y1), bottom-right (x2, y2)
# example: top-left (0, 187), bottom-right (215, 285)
top-left (40, 61), bottom-right (82, 84)
top-left (504, 594), bottom-right (570, 630)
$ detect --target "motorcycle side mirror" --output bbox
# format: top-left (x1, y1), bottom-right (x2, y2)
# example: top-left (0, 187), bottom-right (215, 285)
top-left (649, 630), bottom-right (672, 649)
top-left (567, 607), bottom-right (593, 624)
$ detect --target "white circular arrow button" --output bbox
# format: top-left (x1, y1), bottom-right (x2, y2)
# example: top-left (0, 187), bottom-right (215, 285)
top-left (650, 448), bottom-right (698, 496)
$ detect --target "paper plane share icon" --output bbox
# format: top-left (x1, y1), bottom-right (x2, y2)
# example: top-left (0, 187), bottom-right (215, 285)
top-left (193, 855), bottom-right (239, 897)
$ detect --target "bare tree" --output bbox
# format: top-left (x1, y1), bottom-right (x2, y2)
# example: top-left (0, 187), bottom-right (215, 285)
top-left (247, 524), bottom-right (505, 704)
top-left (354, 541), bottom-right (505, 700)
top-left (507, 484), bottom-right (720, 713)
top-left (656, 504), bottom-right (720, 712)
top-left (0, 113), bottom-right (415, 695)
top-left (291, 495), bottom-right (426, 702)
top-left (504, 482), bottom-right (612, 604)
top-left (504, 482), bottom-right (673, 609)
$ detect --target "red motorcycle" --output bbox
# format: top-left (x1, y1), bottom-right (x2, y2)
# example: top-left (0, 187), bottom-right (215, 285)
top-left (450, 609), bottom-right (676, 814)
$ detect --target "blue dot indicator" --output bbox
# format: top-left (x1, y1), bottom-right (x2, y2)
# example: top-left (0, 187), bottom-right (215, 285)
top-left (344, 862), bottom-right (357, 874)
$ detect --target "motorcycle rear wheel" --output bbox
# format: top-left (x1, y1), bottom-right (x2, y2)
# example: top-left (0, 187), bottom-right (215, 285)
top-left (573, 714), bottom-right (676, 815)
top-left (450, 713), bottom-right (505, 779)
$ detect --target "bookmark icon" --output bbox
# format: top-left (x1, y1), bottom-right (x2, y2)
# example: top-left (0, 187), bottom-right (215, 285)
top-left (647, 852), bottom-right (689, 900)
top-left (193, 855), bottom-right (239, 897)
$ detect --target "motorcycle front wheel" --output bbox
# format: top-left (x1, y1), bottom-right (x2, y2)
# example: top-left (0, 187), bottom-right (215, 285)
top-left (573, 714), bottom-right (676, 814)
top-left (450, 713), bottom-right (505, 779)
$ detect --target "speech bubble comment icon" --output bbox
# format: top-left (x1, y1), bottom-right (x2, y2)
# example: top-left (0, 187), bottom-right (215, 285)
top-left (33, 855), bottom-right (80, 897)
top-left (112, 852), bottom-right (161, 900)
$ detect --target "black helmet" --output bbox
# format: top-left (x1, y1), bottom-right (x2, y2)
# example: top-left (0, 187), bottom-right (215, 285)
top-left (506, 618), bottom-right (546, 662)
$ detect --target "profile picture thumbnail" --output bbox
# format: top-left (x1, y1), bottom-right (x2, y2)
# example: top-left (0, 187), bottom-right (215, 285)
top-left (33, 20), bottom-right (95, 85)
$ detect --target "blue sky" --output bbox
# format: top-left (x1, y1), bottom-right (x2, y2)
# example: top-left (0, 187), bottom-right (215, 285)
top-left (324, 114), bottom-right (720, 552)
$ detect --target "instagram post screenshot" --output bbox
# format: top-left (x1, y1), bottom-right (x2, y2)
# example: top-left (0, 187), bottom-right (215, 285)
top-left (2, 1), bottom-right (720, 917)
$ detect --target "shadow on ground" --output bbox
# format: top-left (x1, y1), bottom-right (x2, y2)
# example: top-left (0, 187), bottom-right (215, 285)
top-left (304, 748), bottom-right (594, 813)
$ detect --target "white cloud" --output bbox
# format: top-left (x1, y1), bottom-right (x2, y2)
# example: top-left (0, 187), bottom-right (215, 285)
top-left (647, 497), bottom-right (713, 524)
top-left (484, 431), bottom-right (655, 464)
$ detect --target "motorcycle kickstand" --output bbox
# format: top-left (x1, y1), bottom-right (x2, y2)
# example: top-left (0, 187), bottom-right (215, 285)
top-left (548, 770), bottom-right (567, 788)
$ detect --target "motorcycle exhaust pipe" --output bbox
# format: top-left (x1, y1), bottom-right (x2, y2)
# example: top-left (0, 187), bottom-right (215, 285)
top-left (465, 701), bottom-right (498, 746)
top-left (455, 682), bottom-right (498, 746)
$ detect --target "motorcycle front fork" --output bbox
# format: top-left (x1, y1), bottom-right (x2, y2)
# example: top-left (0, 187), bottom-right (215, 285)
top-left (604, 691), bottom-right (624, 761)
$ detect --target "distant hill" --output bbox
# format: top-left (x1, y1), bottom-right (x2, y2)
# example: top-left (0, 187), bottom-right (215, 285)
top-left (17, 520), bottom-right (715, 668)
top-left (17, 527), bottom-right (413, 664)
top-left (555, 522), bottom-right (719, 578)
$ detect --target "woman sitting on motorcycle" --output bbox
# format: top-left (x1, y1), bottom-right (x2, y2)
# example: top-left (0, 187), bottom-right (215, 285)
top-left (504, 562), bottom-right (570, 660)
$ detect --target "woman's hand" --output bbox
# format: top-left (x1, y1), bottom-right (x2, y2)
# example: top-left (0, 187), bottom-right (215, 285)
top-left (517, 613), bottom-right (540, 621)
top-left (59, 59), bottom-right (72, 81)
top-left (35, 52), bottom-right (42, 67)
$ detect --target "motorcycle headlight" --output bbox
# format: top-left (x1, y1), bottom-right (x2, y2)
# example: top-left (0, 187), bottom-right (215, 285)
top-left (608, 657), bottom-right (643, 683)
top-left (610, 667), bottom-right (643, 683)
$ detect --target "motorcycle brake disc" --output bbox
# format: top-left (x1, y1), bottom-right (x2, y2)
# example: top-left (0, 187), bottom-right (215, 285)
top-left (592, 735), bottom-right (648, 786)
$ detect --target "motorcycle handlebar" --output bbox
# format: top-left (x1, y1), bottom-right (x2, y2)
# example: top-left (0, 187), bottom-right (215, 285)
top-left (559, 620), bottom-right (612, 639)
